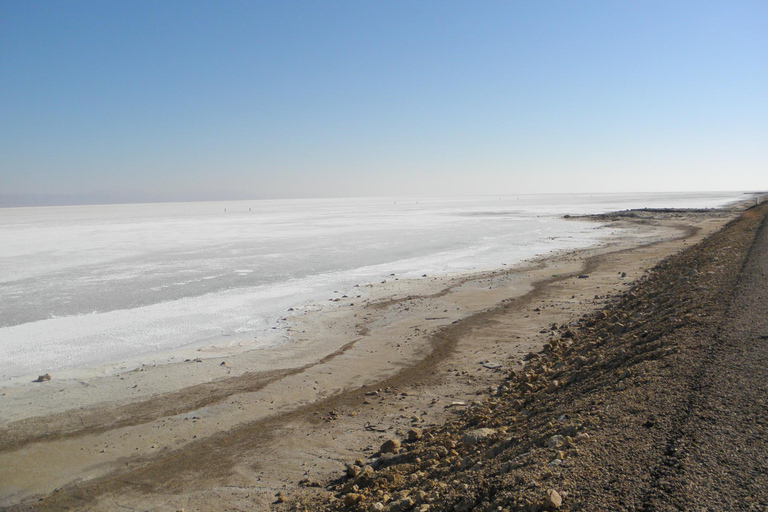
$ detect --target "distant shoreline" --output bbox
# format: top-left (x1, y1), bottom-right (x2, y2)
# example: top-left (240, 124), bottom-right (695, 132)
top-left (0, 190), bottom-right (757, 209)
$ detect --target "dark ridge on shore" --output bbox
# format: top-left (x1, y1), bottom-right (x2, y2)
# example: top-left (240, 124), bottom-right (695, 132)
top-left (565, 207), bottom-right (737, 221)
top-left (289, 202), bottom-right (768, 511)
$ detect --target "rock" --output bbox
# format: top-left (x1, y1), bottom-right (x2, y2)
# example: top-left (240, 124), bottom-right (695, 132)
top-left (344, 492), bottom-right (363, 506)
top-left (611, 323), bottom-right (627, 334)
top-left (545, 380), bottom-right (560, 393)
top-left (577, 274), bottom-right (589, 279)
top-left (461, 428), bottom-right (497, 446)
top-left (454, 499), bottom-right (473, 512)
top-left (423, 446), bottom-right (445, 461)
top-left (371, 503), bottom-right (385, 512)
top-left (35, 373), bottom-right (52, 382)
top-left (380, 438), bottom-right (401, 453)
top-left (388, 497), bottom-right (415, 511)
top-left (407, 428), bottom-right (423, 442)
top-left (355, 465), bottom-right (376, 485)
top-left (546, 489), bottom-right (562, 509)
top-left (546, 434), bottom-right (564, 449)
top-left (346, 464), bottom-right (360, 477)
top-left (574, 432), bottom-right (590, 443)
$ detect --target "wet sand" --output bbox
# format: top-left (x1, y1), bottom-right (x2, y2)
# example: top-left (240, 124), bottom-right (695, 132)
top-left (0, 206), bottom-right (744, 510)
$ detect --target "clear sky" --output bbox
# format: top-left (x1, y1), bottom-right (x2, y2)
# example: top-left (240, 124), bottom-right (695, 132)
top-left (1, 1), bottom-right (766, 204)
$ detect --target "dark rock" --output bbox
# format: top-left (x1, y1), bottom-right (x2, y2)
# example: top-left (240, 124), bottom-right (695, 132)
top-left (406, 428), bottom-right (423, 442)
top-left (380, 438), bottom-right (401, 454)
top-left (546, 489), bottom-right (562, 509)
top-left (462, 428), bottom-right (497, 446)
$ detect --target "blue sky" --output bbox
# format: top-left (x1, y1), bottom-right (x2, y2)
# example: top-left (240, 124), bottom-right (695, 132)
top-left (1, 1), bottom-right (766, 204)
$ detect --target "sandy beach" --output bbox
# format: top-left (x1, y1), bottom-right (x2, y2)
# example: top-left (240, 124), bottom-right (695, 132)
top-left (0, 203), bottom-right (751, 510)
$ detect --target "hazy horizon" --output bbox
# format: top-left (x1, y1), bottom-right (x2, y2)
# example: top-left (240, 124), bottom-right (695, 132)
top-left (1, 189), bottom-right (763, 209)
top-left (2, 2), bottom-right (766, 202)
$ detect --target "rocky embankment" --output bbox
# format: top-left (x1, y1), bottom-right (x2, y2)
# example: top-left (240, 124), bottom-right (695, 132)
top-left (283, 202), bottom-right (768, 511)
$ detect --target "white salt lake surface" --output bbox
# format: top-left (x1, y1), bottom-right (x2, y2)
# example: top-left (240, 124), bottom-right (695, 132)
top-left (0, 192), bottom-right (747, 383)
